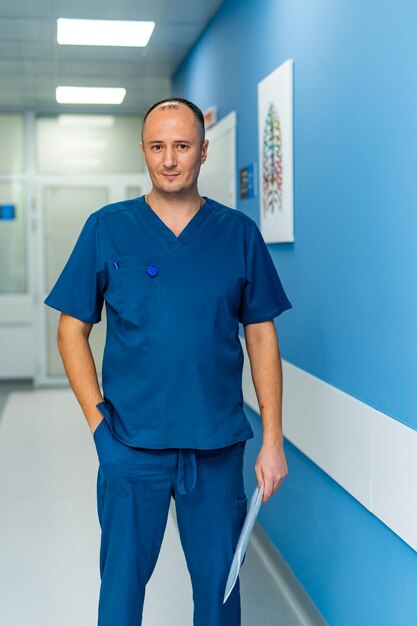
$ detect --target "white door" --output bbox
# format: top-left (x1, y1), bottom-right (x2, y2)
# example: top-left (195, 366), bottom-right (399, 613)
top-left (34, 177), bottom-right (147, 386)
top-left (198, 111), bottom-right (237, 208)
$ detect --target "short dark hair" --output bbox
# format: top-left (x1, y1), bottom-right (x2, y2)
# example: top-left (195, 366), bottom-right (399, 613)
top-left (141, 97), bottom-right (205, 142)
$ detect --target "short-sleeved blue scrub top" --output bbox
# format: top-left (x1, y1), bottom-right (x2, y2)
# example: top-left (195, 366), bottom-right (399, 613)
top-left (44, 195), bottom-right (292, 449)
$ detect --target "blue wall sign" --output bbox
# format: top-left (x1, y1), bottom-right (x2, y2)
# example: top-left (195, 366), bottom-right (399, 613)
top-left (0, 204), bottom-right (16, 220)
top-left (239, 164), bottom-right (255, 199)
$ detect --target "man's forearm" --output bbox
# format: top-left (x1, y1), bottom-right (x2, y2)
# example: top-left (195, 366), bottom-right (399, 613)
top-left (57, 313), bottom-right (104, 433)
top-left (244, 322), bottom-right (284, 446)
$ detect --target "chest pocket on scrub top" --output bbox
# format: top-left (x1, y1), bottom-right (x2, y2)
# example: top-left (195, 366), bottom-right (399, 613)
top-left (110, 254), bottom-right (161, 325)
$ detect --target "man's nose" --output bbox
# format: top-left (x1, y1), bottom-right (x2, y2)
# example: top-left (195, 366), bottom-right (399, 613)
top-left (163, 146), bottom-right (177, 168)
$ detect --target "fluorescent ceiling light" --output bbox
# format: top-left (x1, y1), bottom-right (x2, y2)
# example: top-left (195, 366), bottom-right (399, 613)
top-left (56, 87), bottom-right (126, 105)
top-left (57, 18), bottom-right (155, 47)
top-left (58, 115), bottom-right (115, 127)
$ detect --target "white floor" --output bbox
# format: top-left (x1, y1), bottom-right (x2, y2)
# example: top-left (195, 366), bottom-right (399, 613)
top-left (0, 387), bottom-right (314, 626)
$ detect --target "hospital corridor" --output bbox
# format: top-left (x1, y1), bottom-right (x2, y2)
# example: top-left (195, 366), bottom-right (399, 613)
top-left (0, 382), bottom-right (320, 626)
top-left (1, 1), bottom-right (417, 625)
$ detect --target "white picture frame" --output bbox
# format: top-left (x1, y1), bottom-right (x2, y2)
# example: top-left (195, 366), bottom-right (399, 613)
top-left (258, 59), bottom-right (294, 243)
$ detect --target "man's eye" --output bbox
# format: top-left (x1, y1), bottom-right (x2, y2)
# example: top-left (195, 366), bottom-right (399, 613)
top-left (151, 145), bottom-right (162, 151)
top-left (178, 144), bottom-right (188, 150)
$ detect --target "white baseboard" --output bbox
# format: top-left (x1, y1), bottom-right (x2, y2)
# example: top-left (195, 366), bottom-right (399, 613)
top-left (251, 523), bottom-right (328, 625)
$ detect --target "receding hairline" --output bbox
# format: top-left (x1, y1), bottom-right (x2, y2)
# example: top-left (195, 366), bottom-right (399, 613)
top-left (141, 97), bottom-right (205, 142)
top-left (157, 101), bottom-right (181, 110)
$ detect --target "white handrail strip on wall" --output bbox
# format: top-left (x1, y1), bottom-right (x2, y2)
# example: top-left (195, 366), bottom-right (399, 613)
top-left (240, 335), bottom-right (417, 553)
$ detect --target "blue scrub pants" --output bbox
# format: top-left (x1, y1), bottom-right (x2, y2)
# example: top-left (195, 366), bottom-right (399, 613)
top-left (93, 418), bottom-right (248, 626)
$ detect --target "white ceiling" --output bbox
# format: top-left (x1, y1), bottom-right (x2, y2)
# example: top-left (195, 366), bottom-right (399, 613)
top-left (0, 0), bottom-right (223, 114)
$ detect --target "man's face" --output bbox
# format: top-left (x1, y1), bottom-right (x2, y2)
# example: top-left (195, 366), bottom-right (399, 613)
top-left (140, 104), bottom-right (208, 197)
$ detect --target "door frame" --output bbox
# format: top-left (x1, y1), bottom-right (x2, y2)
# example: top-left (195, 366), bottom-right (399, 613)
top-left (33, 173), bottom-right (150, 387)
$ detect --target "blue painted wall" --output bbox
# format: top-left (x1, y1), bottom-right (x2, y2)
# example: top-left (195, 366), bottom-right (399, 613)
top-left (174, 0), bottom-right (417, 431)
top-left (173, 1), bottom-right (417, 624)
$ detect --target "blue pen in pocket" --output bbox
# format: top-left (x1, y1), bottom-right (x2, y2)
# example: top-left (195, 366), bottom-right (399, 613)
top-left (113, 260), bottom-right (119, 270)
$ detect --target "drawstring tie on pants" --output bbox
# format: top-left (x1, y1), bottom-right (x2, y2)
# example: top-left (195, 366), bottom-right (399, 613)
top-left (177, 449), bottom-right (197, 495)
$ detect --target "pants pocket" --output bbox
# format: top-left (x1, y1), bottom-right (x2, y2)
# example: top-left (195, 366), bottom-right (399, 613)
top-left (92, 415), bottom-right (114, 463)
top-left (232, 495), bottom-right (248, 555)
top-left (93, 417), bottom-right (107, 442)
top-left (234, 495), bottom-right (248, 567)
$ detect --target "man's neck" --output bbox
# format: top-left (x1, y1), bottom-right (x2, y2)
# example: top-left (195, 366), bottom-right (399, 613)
top-left (146, 189), bottom-right (203, 219)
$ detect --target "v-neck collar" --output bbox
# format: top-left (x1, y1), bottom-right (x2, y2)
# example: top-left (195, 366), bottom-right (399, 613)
top-left (141, 195), bottom-right (211, 248)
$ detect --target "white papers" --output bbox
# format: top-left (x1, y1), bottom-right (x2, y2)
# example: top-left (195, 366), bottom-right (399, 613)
top-left (223, 482), bottom-right (265, 604)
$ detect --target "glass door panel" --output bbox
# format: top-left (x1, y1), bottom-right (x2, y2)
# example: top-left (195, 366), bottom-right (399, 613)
top-left (43, 186), bottom-right (108, 378)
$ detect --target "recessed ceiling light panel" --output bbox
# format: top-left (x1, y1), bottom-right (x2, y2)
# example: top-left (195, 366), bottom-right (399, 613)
top-left (57, 18), bottom-right (155, 47)
top-left (56, 86), bottom-right (126, 105)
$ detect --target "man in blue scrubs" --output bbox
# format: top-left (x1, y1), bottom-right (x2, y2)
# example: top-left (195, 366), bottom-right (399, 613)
top-left (44, 97), bottom-right (292, 626)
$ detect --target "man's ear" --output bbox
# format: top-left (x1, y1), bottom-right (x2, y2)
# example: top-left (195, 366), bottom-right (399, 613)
top-left (201, 139), bottom-right (209, 164)
top-left (140, 142), bottom-right (145, 155)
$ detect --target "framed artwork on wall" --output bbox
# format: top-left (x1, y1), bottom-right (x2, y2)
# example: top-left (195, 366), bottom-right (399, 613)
top-left (258, 58), bottom-right (294, 243)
